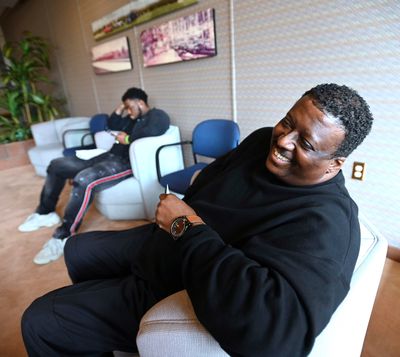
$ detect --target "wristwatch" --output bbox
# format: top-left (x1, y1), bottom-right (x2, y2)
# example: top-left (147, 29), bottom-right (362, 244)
top-left (170, 215), bottom-right (204, 240)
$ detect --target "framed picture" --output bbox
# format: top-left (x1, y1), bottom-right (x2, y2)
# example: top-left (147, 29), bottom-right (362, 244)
top-left (91, 0), bottom-right (198, 41)
top-left (91, 36), bottom-right (133, 75)
top-left (140, 8), bottom-right (217, 67)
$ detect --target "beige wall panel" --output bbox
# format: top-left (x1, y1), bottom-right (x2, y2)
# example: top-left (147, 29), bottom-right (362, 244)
top-left (1, 0), bottom-right (399, 245)
top-left (44, 0), bottom-right (97, 116)
top-left (1, 0), bottom-right (49, 40)
top-left (233, 0), bottom-right (400, 245)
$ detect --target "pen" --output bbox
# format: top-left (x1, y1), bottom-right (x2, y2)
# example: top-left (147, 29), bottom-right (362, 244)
top-left (165, 184), bottom-right (170, 194)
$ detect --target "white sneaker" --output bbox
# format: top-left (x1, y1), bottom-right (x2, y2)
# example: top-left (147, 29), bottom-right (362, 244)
top-left (33, 238), bottom-right (67, 265)
top-left (18, 212), bottom-right (61, 232)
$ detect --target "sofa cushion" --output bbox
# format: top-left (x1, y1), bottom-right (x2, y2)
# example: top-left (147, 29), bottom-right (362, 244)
top-left (95, 177), bottom-right (146, 220)
top-left (28, 143), bottom-right (65, 176)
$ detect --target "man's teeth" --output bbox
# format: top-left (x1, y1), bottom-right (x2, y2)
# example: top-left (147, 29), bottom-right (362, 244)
top-left (274, 149), bottom-right (290, 162)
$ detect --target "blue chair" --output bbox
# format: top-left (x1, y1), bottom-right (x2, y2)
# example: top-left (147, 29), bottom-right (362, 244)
top-left (156, 119), bottom-right (240, 194)
top-left (62, 113), bottom-right (108, 156)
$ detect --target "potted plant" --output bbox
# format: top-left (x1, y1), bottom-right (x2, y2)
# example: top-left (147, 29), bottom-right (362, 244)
top-left (0, 31), bottom-right (65, 144)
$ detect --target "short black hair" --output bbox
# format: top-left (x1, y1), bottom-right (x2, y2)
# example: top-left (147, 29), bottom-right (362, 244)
top-left (122, 87), bottom-right (148, 104)
top-left (303, 83), bottom-right (373, 157)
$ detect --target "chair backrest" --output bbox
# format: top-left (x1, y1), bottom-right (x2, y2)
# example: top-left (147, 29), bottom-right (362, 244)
top-left (54, 117), bottom-right (91, 143)
top-left (192, 119), bottom-right (240, 159)
top-left (90, 113), bottom-right (108, 134)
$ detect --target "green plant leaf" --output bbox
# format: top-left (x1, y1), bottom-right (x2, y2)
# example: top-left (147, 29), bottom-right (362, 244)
top-left (2, 43), bottom-right (13, 59)
top-left (0, 115), bottom-right (14, 128)
top-left (31, 93), bottom-right (45, 105)
top-left (0, 31), bottom-right (66, 142)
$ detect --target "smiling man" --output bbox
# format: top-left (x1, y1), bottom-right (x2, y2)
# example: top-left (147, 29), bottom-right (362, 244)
top-left (266, 93), bottom-right (347, 186)
top-left (22, 84), bottom-right (373, 357)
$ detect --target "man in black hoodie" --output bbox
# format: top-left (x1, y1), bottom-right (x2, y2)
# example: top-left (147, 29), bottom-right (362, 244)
top-left (19, 87), bottom-right (170, 265)
top-left (22, 84), bottom-right (373, 356)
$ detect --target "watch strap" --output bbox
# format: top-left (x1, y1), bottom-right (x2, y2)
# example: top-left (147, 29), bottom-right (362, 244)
top-left (185, 215), bottom-right (204, 226)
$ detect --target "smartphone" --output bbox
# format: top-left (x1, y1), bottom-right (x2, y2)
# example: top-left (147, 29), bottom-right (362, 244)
top-left (106, 129), bottom-right (119, 137)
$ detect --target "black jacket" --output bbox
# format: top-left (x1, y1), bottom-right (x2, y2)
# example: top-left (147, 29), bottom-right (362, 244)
top-left (107, 108), bottom-right (170, 159)
top-left (137, 127), bottom-right (360, 357)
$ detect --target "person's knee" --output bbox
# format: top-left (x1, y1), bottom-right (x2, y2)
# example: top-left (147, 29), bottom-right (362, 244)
top-left (72, 170), bottom-right (95, 191)
top-left (64, 236), bottom-right (73, 264)
top-left (21, 295), bottom-right (52, 342)
top-left (46, 159), bottom-right (57, 175)
top-left (64, 234), bottom-right (93, 283)
top-left (46, 157), bottom-right (66, 175)
top-left (21, 301), bottom-right (36, 338)
top-left (64, 237), bottom-right (79, 283)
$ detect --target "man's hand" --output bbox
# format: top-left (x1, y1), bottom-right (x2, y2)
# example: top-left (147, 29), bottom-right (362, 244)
top-left (115, 131), bottom-right (129, 145)
top-left (156, 194), bottom-right (197, 232)
top-left (115, 103), bottom-right (126, 116)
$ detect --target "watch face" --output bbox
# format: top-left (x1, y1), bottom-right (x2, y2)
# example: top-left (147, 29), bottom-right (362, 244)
top-left (170, 216), bottom-right (189, 240)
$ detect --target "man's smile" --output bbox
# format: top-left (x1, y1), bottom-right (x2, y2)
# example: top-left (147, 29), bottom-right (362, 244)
top-left (273, 147), bottom-right (291, 163)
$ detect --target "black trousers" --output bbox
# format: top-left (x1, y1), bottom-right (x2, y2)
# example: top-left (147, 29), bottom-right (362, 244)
top-left (21, 224), bottom-right (172, 356)
top-left (37, 152), bottom-right (132, 238)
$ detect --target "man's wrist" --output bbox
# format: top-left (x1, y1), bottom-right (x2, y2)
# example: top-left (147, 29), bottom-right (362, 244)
top-left (170, 215), bottom-right (204, 240)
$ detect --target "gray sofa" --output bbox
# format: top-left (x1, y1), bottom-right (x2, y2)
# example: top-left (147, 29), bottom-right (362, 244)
top-left (28, 117), bottom-right (91, 176)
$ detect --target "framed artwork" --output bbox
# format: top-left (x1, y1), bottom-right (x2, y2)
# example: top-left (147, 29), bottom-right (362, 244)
top-left (91, 0), bottom-right (198, 41)
top-left (140, 8), bottom-right (217, 67)
top-left (91, 36), bottom-right (133, 75)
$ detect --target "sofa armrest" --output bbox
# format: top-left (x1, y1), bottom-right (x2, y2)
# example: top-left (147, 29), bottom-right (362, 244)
top-left (129, 125), bottom-right (184, 220)
top-left (137, 290), bottom-right (229, 357)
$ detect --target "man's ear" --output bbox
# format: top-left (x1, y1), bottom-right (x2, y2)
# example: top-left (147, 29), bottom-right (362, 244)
top-left (327, 157), bottom-right (346, 174)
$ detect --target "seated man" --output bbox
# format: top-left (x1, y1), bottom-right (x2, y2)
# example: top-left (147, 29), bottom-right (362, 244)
top-left (22, 84), bottom-right (373, 356)
top-left (19, 87), bottom-right (170, 265)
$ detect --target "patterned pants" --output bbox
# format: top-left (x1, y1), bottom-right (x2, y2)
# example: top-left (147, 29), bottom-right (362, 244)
top-left (37, 152), bottom-right (132, 238)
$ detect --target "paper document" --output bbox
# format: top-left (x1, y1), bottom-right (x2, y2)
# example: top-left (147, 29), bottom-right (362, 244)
top-left (76, 148), bottom-right (107, 160)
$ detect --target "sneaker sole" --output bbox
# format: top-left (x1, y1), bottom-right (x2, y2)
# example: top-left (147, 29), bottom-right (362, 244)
top-left (18, 220), bottom-right (61, 233)
top-left (33, 253), bottom-right (64, 265)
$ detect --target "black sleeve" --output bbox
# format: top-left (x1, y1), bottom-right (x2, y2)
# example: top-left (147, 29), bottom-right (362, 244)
top-left (177, 203), bottom-right (358, 357)
top-left (128, 109), bottom-right (170, 143)
top-left (107, 112), bottom-right (131, 131)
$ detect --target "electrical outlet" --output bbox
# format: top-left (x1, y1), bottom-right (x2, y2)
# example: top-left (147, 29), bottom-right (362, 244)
top-left (351, 162), bottom-right (365, 180)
